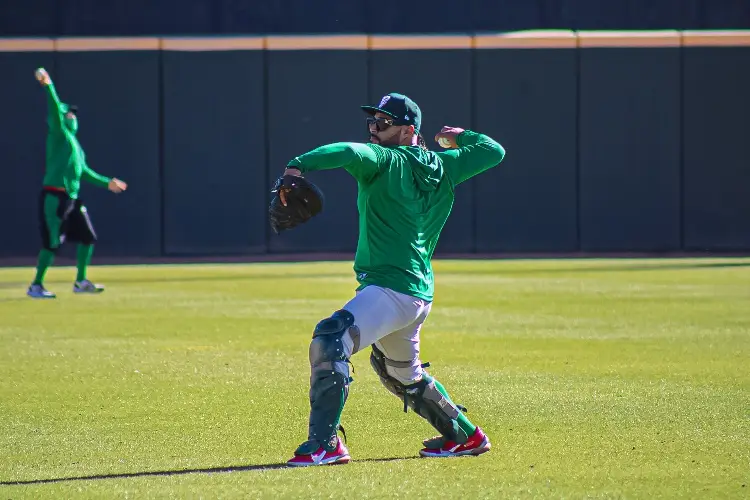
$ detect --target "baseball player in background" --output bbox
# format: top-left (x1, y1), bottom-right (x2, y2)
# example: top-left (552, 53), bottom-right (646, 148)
top-left (27, 68), bottom-right (128, 299)
top-left (280, 92), bottom-right (506, 466)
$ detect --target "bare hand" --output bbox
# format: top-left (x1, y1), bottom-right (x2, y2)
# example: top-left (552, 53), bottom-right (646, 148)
top-left (35, 68), bottom-right (51, 86)
top-left (434, 126), bottom-right (465, 149)
top-left (280, 168), bottom-right (302, 206)
top-left (108, 178), bottom-right (128, 193)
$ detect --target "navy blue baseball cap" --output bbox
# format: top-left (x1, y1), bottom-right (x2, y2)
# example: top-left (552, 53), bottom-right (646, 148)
top-left (362, 93), bottom-right (422, 133)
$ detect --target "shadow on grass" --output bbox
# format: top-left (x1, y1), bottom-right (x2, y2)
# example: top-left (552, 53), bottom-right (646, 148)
top-left (0, 456), bottom-right (422, 486)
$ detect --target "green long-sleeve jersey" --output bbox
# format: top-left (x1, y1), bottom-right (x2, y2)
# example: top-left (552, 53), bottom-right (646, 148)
top-left (42, 82), bottom-right (110, 199)
top-left (287, 130), bottom-right (506, 301)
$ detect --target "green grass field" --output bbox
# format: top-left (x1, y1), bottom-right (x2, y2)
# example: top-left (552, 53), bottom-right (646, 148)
top-left (1, 258), bottom-right (748, 499)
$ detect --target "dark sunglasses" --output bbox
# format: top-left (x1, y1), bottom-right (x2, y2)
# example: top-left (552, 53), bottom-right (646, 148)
top-left (366, 116), bottom-right (396, 132)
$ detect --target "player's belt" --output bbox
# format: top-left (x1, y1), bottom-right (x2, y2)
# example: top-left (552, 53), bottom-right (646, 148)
top-left (42, 186), bottom-right (67, 193)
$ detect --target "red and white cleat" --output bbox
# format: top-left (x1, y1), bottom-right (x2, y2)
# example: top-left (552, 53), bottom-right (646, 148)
top-left (287, 438), bottom-right (351, 467)
top-left (419, 427), bottom-right (491, 458)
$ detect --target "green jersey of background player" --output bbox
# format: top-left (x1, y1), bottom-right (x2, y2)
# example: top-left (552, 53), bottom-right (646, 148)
top-left (283, 92), bottom-right (506, 466)
top-left (27, 68), bottom-right (128, 299)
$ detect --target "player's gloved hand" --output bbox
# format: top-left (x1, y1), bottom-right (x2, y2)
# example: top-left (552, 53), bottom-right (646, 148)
top-left (108, 178), bottom-right (128, 193)
top-left (434, 126), bottom-right (465, 149)
top-left (268, 171), bottom-right (324, 234)
top-left (280, 168), bottom-right (302, 207)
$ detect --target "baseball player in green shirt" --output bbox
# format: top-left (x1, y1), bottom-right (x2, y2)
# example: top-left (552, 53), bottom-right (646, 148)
top-left (282, 92), bottom-right (506, 466)
top-left (27, 68), bottom-right (128, 299)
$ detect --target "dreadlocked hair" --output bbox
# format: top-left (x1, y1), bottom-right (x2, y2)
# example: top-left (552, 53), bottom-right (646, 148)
top-left (417, 132), bottom-right (429, 151)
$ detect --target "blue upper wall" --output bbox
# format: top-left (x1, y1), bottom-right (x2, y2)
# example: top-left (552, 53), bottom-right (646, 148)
top-left (1, 0), bottom-right (749, 37)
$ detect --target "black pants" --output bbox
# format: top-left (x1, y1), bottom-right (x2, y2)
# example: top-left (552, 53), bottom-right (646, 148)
top-left (39, 190), bottom-right (97, 251)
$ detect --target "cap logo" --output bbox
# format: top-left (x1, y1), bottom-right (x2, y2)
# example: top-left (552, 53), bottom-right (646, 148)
top-left (378, 95), bottom-right (391, 107)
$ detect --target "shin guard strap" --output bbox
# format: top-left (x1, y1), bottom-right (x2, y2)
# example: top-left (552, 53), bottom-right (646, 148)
top-left (404, 374), bottom-right (468, 444)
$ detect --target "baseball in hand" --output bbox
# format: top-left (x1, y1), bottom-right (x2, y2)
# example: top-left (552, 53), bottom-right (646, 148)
top-left (438, 137), bottom-right (452, 148)
top-left (435, 126), bottom-right (464, 149)
top-left (35, 68), bottom-right (51, 85)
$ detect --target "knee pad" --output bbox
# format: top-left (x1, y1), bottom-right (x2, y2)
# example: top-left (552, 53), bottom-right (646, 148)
top-left (309, 309), bottom-right (360, 368)
top-left (369, 344), bottom-right (416, 398)
top-left (369, 345), bottom-right (432, 401)
top-left (306, 309), bottom-right (359, 446)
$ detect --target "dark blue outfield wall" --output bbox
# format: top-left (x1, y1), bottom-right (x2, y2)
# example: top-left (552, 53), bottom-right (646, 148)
top-left (0, 31), bottom-right (749, 259)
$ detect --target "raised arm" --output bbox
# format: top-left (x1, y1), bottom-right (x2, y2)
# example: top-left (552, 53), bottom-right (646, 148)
top-left (35, 68), bottom-right (65, 130)
top-left (286, 142), bottom-right (385, 184)
top-left (435, 127), bottom-right (506, 186)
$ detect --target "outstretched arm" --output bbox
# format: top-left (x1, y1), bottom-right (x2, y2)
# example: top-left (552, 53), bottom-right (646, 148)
top-left (81, 162), bottom-right (111, 188)
top-left (81, 161), bottom-right (128, 193)
top-left (286, 142), bottom-right (384, 184)
top-left (35, 68), bottom-right (65, 130)
top-left (435, 127), bottom-right (506, 186)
